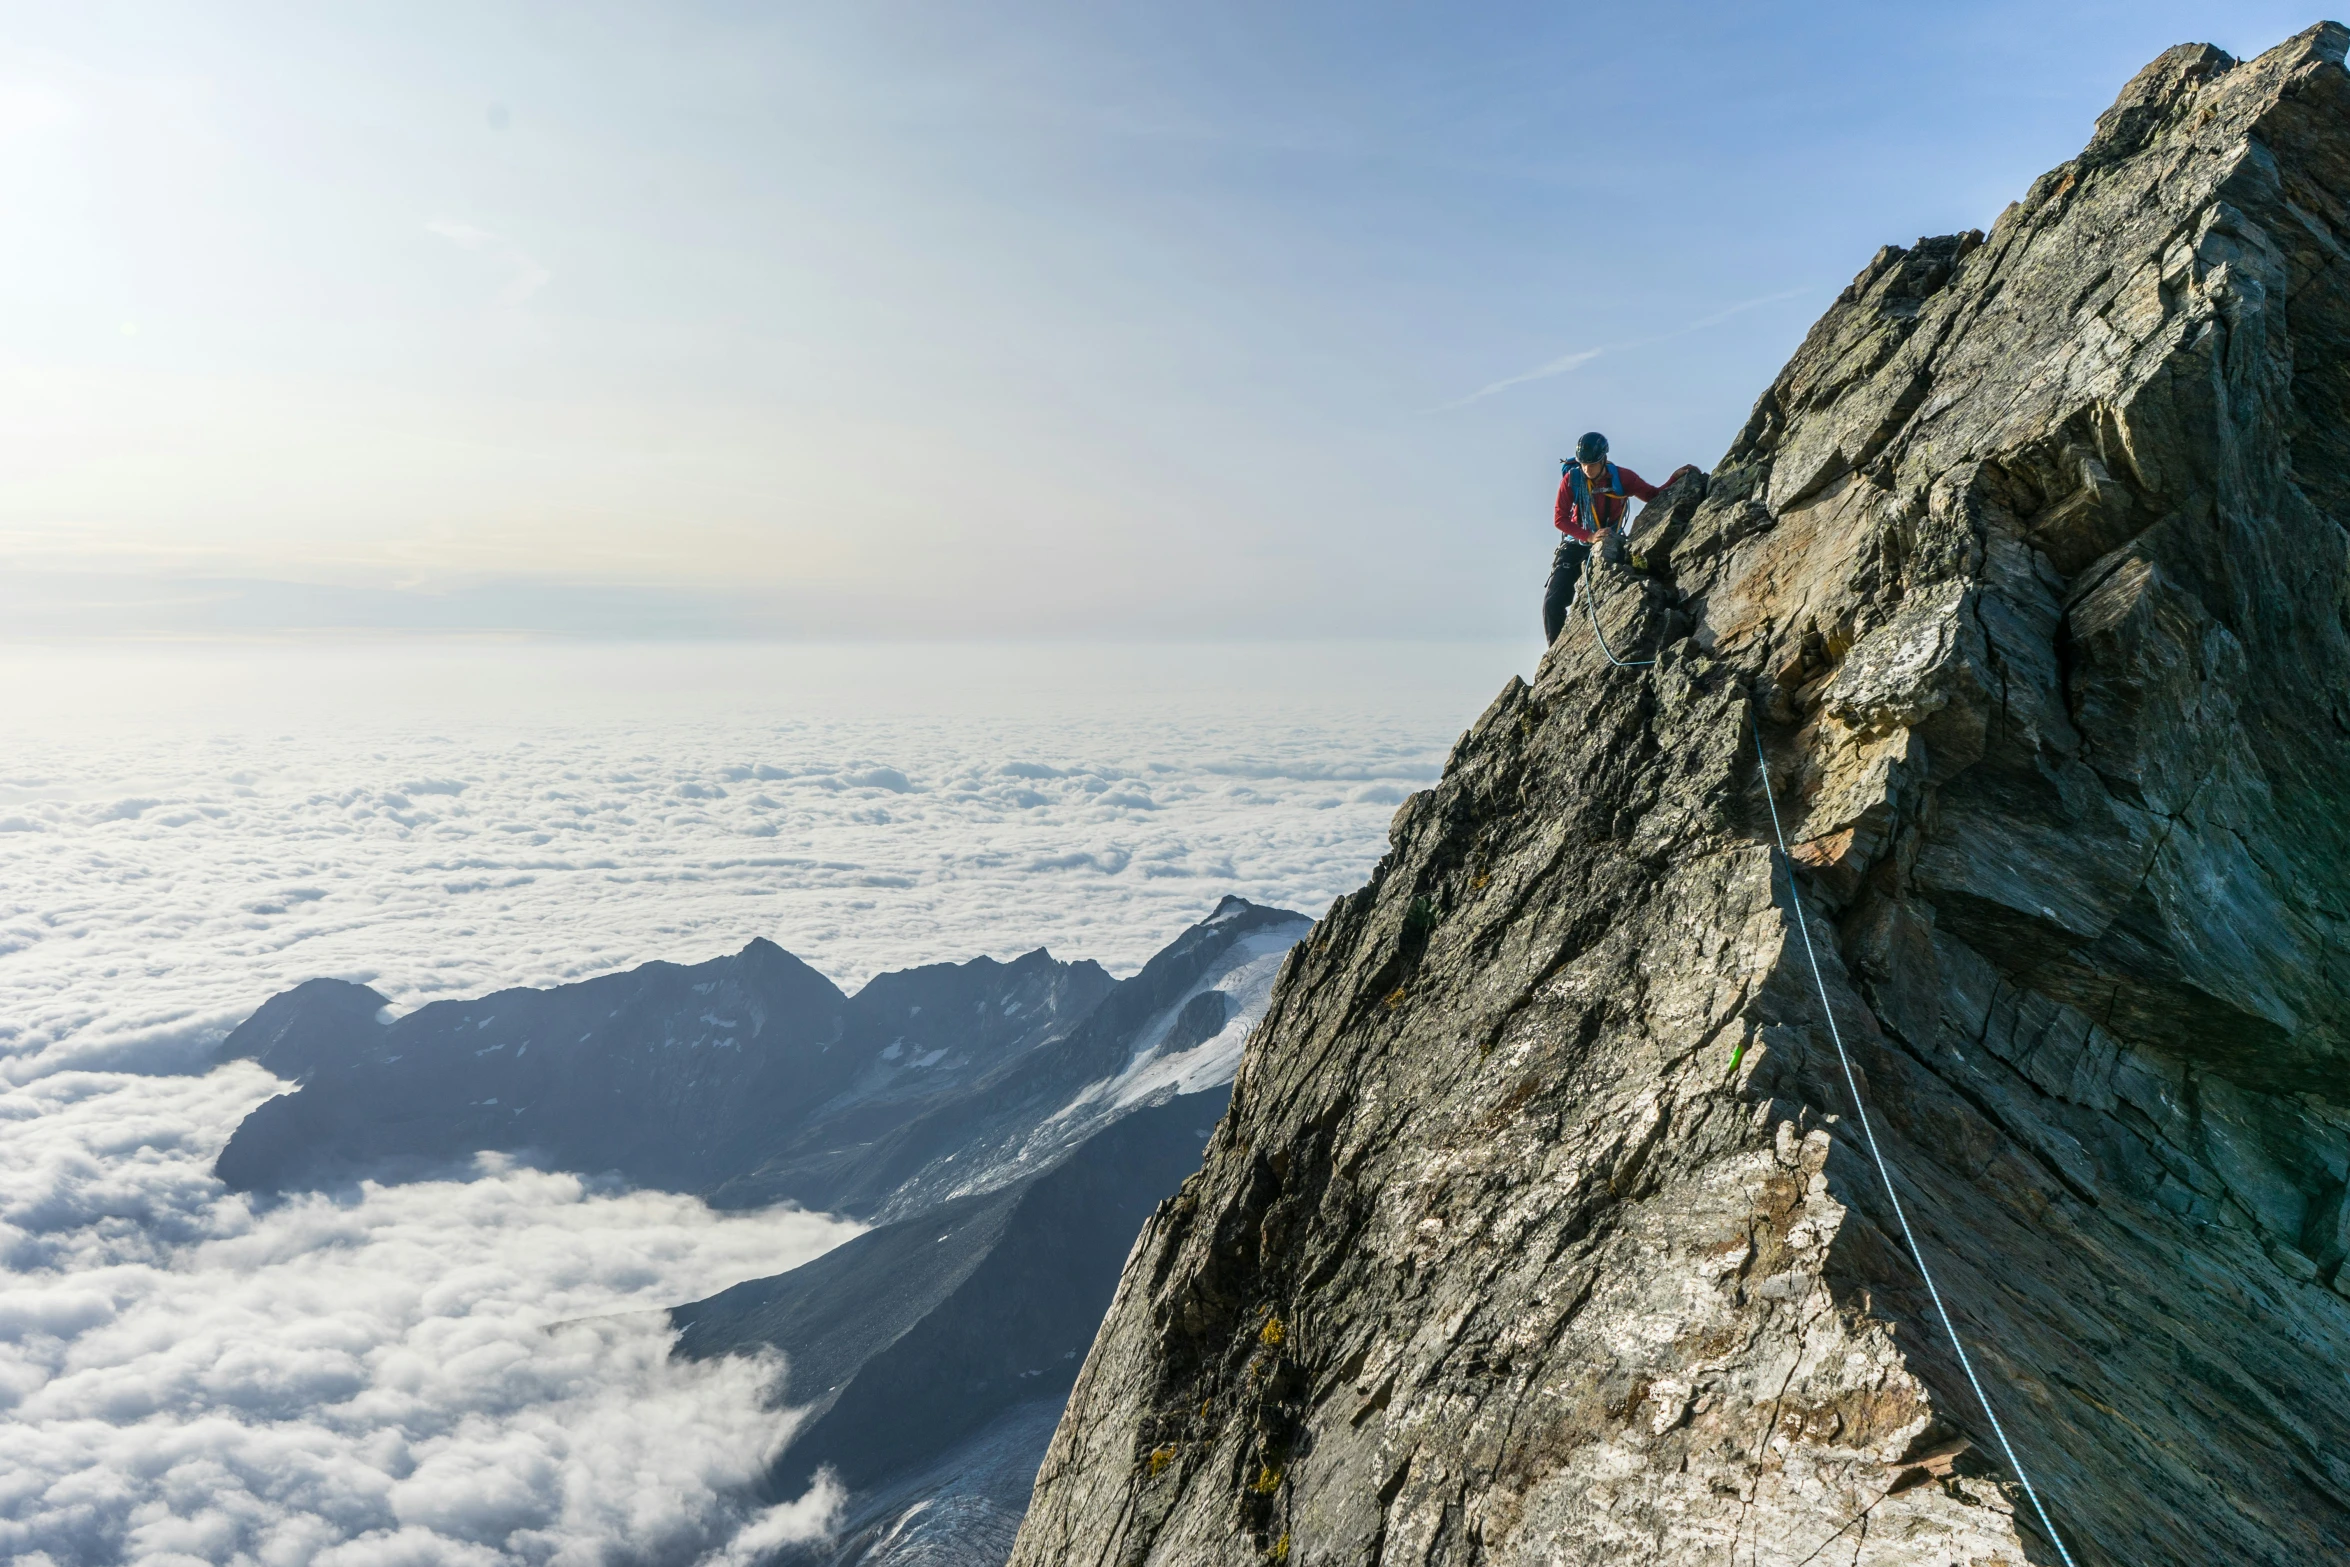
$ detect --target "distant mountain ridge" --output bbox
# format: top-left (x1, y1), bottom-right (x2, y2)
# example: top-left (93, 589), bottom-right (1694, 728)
top-left (217, 933), bottom-right (1064, 1200)
top-left (215, 896), bottom-right (1302, 1219)
top-left (208, 896), bottom-right (1313, 1566)
top-left (708, 898), bottom-right (1304, 1222)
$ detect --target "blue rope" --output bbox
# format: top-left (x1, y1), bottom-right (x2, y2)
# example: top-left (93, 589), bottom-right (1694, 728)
top-left (1565, 463), bottom-right (1651, 669)
top-left (1581, 568), bottom-right (1655, 669)
top-left (1747, 724), bottom-right (2080, 1567)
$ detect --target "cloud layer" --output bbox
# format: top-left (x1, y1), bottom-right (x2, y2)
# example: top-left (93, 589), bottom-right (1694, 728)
top-left (1, 681), bottom-right (1469, 1082)
top-left (0, 639), bottom-right (1502, 1563)
top-left (0, 1063), bottom-right (860, 1566)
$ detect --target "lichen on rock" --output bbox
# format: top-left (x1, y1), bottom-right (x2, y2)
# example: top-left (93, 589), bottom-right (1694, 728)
top-left (1011, 25), bottom-right (2350, 1567)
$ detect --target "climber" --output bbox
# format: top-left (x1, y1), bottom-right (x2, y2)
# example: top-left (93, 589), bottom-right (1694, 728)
top-left (1543, 432), bottom-right (1697, 643)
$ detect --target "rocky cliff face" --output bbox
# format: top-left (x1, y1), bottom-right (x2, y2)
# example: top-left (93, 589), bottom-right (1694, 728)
top-left (1011, 27), bottom-right (2350, 1567)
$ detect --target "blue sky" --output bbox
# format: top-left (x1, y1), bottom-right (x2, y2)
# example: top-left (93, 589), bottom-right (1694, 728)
top-left (0, 1), bottom-right (2318, 638)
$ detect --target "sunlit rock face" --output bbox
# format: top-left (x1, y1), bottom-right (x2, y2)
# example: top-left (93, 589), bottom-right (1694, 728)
top-left (1011, 26), bottom-right (2350, 1567)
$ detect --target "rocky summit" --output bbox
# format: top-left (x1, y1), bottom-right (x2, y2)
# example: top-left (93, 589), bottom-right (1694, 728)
top-left (1011, 26), bottom-right (2350, 1567)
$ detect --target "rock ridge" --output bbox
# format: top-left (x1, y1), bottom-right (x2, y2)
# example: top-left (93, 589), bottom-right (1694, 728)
top-left (212, 897), bottom-right (1305, 1220)
top-left (1010, 25), bottom-right (2350, 1566)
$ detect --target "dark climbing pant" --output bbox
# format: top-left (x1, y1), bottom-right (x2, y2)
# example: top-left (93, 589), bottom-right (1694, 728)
top-left (1542, 538), bottom-right (1590, 644)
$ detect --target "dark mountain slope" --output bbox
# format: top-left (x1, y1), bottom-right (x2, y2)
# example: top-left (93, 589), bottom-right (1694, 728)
top-left (213, 935), bottom-right (1104, 1201)
top-left (673, 1091), bottom-right (1227, 1532)
top-left (708, 898), bottom-right (1308, 1221)
top-left (218, 976), bottom-right (390, 1080)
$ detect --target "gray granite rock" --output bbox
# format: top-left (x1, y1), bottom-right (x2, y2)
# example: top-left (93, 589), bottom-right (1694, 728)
top-left (1011, 26), bottom-right (2350, 1567)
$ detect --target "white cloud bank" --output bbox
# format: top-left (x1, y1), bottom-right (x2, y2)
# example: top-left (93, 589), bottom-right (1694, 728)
top-left (0, 1064), bottom-right (861, 1566)
top-left (0, 639), bottom-right (1505, 1563)
top-left (0, 647), bottom-right (1480, 1083)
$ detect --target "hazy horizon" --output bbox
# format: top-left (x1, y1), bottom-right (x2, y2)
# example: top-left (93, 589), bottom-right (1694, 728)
top-left (2, 2), bottom-right (2317, 640)
top-left (2, 636), bottom-right (1520, 1077)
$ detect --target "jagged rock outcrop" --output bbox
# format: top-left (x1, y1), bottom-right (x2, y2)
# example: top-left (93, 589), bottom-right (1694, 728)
top-left (1012, 27), bottom-right (2350, 1567)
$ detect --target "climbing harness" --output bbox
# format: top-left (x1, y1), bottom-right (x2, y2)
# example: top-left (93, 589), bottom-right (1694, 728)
top-left (1565, 577), bottom-right (2082, 1562)
top-left (1567, 465), bottom-right (1658, 669)
top-left (1748, 725), bottom-right (2081, 1567)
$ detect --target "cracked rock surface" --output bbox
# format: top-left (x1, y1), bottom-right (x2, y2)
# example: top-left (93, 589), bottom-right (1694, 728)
top-left (1010, 26), bottom-right (2350, 1567)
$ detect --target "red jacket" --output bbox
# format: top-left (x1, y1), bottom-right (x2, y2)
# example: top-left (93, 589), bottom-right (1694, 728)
top-left (1554, 464), bottom-right (1660, 542)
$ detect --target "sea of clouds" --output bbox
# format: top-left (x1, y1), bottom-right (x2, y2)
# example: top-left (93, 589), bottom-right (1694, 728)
top-left (0, 641), bottom-right (1515, 1075)
top-left (0, 1064), bottom-right (860, 1565)
top-left (0, 639), bottom-right (1522, 1565)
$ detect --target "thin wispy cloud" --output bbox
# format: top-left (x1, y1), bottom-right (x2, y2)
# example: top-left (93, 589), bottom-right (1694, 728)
top-left (427, 216), bottom-right (551, 307)
top-left (1430, 286), bottom-right (1816, 413)
top-left (1442, 346), bottom-right (1607, 410)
